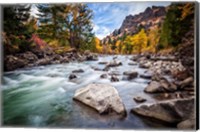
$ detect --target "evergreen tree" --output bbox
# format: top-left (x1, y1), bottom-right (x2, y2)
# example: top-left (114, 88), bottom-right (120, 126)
top-left (159, 3), bottom-right (194, 48)
top-left (37, 4), bottom-right (94, 50)
top-left (36, 4), bottom-right (67, 41)
top-left (3, 4), bottom-right (32, 54)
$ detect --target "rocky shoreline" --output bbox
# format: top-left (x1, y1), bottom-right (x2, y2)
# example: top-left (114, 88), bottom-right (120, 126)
top-left (71, 53), bottom-right (195, 129)
top-left (4, 50), bottom-right (195, 129)
top-left (4, 49), bottom-right (98, 71)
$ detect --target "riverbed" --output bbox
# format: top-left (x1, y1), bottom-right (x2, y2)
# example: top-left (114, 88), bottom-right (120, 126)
top-left (2, 55), bottom-right (175, 129)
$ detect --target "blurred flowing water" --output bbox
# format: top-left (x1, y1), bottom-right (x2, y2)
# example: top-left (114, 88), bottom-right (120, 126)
top-left (2, 55), bottom-right (174, 129)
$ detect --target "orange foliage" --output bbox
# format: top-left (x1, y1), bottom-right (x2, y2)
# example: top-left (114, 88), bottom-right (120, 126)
top-left (30, 34), bottom-right (47, 49)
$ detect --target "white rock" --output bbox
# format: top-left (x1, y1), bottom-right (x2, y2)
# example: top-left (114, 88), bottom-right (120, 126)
top-left (73, 83), bottom-right (126, 115)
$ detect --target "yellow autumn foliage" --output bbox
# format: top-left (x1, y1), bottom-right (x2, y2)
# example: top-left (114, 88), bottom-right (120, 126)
top-left (101, 28), bottom-right (161, 54)
top-left (179, 3), bottom-right (194, 20)
top-left (121, 29), bottom-right (148, 54)
top-left (94, 37), bottom-right (102, 53)
top-left (145, 27), bottom-right (160, 53)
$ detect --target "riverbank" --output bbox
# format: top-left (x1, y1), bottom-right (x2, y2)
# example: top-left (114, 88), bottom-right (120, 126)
top-left (4, 49), bottom-right (98, 71)
top-left (2, 52), bottom-right (195, 129)
top-left (3, 34), bottom-right (195, 129)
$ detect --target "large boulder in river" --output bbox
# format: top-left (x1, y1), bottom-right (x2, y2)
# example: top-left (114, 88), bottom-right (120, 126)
top-left (131, 97), bottom-right (195, 128)
top-left (73, 83), bottom-right (126, 115)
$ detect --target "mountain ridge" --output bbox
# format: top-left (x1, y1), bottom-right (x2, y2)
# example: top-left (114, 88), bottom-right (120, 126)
top-left (102, 5), bottom-right (168, 43)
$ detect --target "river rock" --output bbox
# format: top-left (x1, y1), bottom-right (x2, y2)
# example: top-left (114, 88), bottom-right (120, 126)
top-left (172, 70), bottom-right (190, 81)
top-left (72, 69), bottom-right (84, 73)
top-left (139, 62), bottom-right (150, 69)
top-left (51, 60), bottom-right (61, 64)
top-left (100, 74), bottom-right (108, 79)
top-left (4, 55), bottom-right (28, 71)
top-left (145, 79), bottom-right (177, 93)
top-left (133, 96), bottom-right (146, 103)
top-left (150, 56), bottom-right (178, 62)
top-left (140, 71), bottom-right (153, 79)
top-left (179, 77), bottom-right (194, 89)
top-left (77, 56), bottom-right (86, 62)
top-left (31, 47), bottom-right (48, 59)
top-left (52, 54), bottom-right (62, 61)
top-left (73, 83), bottom-right (126, 115)
top-left (60, 56), bottom-right (69, 63)
top-left (188, 91), bottom-right (195, 95)
top-left (151, 74), bottom-right (167, 82)
top-left (144, 81), bottom-right (164, 93)
top-left (106, 60), bottom-right (122, 67)
top-left (113, 56), bottom-right (118, 60)
top-left (98, 61), bottom-right (108, 65)
top-left (130, 55), bottom-right (142, 62)
top-left (177, 118), bottom-right (195, 129)
top-left (123, 71), bottom-right (138, 80)
top-left (35, 57), bottom-right (52, 66)
top-left (16, 51), bottom-right (38, 63)
top-left (175, 92), bottom-right (183, 98)
top-left (128, 62), bottom-right (137, 65)
top-left (168, 82), bottom-right (178, 92)
top-left (86, 54), bottom-right (98, 61)
top-left (69, 74), bottom-right (77, 80)
top-left (91, 66), bottom-right (102, 71)
top-left (109, 71), bottom-right (121, 76)
top-left (111, 75), bottom-right (119, 82)
top-left (138, 56), bottom-right (147, 62)
top-left (146, 54), bottom-right (151, 59)
top-left (84, 50), bottom-right (91, 56)
top-left (160, 79), bottom-right (170, 90)
top-left (84, 50), bottom-right (98, 61)
top-left (131, 97), bottom-right (194, 124)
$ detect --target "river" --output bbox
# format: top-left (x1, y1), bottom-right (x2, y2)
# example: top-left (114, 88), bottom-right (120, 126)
top-left (2, 55), bottom-right (175, 129)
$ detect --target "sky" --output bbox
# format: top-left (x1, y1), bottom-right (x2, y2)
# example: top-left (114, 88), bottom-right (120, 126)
top-left (30, 2), bottom-right (171, 40)
top-left (87, 2), bottom-right (171, 39)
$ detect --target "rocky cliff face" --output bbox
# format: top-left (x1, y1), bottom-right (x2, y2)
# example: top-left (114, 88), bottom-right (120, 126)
top-left (102, 6), bottom-right (167, 43)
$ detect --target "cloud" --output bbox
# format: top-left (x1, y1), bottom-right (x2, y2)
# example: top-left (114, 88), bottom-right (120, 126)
top-left (93, 24), bottom-right (111, 39)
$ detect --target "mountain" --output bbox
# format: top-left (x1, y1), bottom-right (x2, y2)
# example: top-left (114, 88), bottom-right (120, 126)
top-left (102, 6), bottom-right (167, 43)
